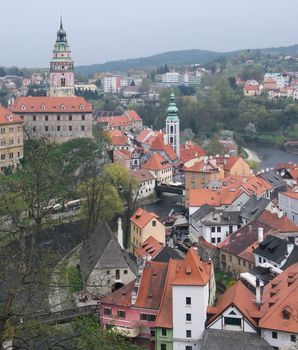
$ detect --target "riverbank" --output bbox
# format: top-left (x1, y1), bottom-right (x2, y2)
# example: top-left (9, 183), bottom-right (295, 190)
top-left (242, 147), bottom-right (261, 163)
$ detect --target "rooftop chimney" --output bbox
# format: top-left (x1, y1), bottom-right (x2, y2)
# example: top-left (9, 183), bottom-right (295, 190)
top-left (117, 217), bottom-right (124, 249)
top-left (256, 277), bottom-right (262, 307)
top-left (258, 227), bottom-right (264, 243)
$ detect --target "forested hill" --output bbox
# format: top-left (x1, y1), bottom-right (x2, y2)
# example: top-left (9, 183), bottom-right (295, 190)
top-left (75, 44), bottom-right (298, 76)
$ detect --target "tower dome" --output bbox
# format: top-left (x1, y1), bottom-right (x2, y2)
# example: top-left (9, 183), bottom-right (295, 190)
top-left (166, 92), bottom-right (180, 159)
top-left (167, 92), bottom-right (179, 120)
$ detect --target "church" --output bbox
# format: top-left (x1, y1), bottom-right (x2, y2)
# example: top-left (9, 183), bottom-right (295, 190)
top-left (11, 19), bottom-right (93, 143)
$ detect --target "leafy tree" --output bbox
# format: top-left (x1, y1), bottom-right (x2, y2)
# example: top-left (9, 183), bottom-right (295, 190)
top-left (207, 135), bottom-right (224, 156)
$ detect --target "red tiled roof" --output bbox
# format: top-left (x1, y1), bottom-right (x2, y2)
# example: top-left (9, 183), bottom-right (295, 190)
top-left (130, 208), bottom-right (159, 229)
top-left (0, 106), bottom-right (22, 124)
top-left (143, 153), bottom-right (172, 171)
top-left (189, 187), bottom-right (245, 207)
top-left (114, 149), bottom-right (131, 160)
top-left (11, 96), bottom-right (92, 113)
top-left (151, 134), bottom-right (177, 161)
top-left (99, 115), bottom-right (131, 127)
top-left (100, 280), bottom-right (134, 307)
top-left (258, 210), bottom-right (298, 233)
top-left (135, 260), bottom-right (168, 310)
top-left (131, 169), bottom-right (155, 183)
top-left (244, 85), bottom-right (260, 91)
top-left (180, 143), bottom-right (206, 163)
top-left (110, 134), bottom-right (129, 146)
top-left (137, 129), bottom-right (153, 143)
top-left (136, 236), bottom-right (163, 259)
top-left (125, 110), bottom-right (142, 122)
top-left (171, 248), bottom-right (212, 286)
top-left (280, 191), bottom-right (298, 200)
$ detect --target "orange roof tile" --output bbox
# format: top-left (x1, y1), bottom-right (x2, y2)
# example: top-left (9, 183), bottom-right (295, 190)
top-left (280, 191), bottom-right (298, 200)
top-left (258, 210), bottom-right (298, 233)
top-left (189, 187), bottom-right (244, 207)
top-left (130, 208), bottom-right (159, 229)
top-left (143, 153), bottom-right (172, 171)
top-left (136, 236), bottom-right (163, 258)
top-left (171, 248), bottom-right (212, 286)
top-left (125, 110), bottom-right (142, 122)
top-left (151, 134), bottom-right (177, 161)
top-left (180, 143), bottom-right (206, 164)
top-left (131, 169), bottom-right (155, 183)
top-left (0, 106), bottom-right (22, 124)
top-left (12, 96), bottom-right (92, 113)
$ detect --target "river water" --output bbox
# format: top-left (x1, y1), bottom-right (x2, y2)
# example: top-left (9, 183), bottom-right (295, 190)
top-left (247, 142), bottom-right (298, 168)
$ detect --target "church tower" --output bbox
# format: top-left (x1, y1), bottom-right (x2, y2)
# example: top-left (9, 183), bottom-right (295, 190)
top-left (166, 92), bottom-right (180, 159)
top-left (49, 18), bottom-right (75, 97)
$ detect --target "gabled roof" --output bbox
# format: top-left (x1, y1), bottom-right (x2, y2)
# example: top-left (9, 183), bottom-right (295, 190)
top-left (130, 208), bottom-right (159, 229)
top-left (207, 281), bottom-right (258, 327)
top-left (222, 156), bottom-right (242, 171)
top-left (142, 153), bottom-right (172, 171)
top-left (253, 235), bottom-right (288, 264)
top-left (151, 134), bottom-right (177, 161)
top-left (80, 221), bottom-right (137, 280)
top-left (0, 106), bottom-right (22, 124)
top-left (180, 143), bottom-right (206, 163)
top-left (114, 149), bottom-right (131, 160)
top-left (258, 170), bottom-right (285, 189)
top-left (153, 246), bottom-right (184, 263)
top-left (136, 236), bottom-right (163, 258)
top-left (12, 96), bottom-right (92, 113)
top-left (125, 110), bottom-right (142, 122)
top-left (190, 204), bottom-right (213, 222)
top-left (171, 248), bottom-right (212, 286)
top-left (100, 280), bottom-right (134, 307)
top-left (258, 210), bottom-right (298, 233)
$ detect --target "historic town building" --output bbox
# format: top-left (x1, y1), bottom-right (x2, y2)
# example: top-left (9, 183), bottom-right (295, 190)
top-left (49, 18), bottom-right (75, 97)
top-left (166, 93), bottom-right (180, 159)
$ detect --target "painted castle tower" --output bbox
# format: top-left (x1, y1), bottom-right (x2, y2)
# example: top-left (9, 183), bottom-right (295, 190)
top-left (166, 92), bottom-right (180, 159)
top-left (49, 18), bottom-right (75, 97)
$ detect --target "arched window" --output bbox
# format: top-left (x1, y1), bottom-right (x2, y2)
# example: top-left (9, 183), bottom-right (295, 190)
top-left (170, 125), bottom-right (174, 133)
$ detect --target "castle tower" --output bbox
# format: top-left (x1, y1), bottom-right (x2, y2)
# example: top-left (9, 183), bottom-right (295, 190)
top-left (166, 92), bottom-right (180, 159)
top-left (49, 18), bottom-right (75, 97)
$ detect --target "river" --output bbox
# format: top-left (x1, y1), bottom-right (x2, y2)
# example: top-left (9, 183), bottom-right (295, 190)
top-left (246, 142), bottom-right (298, 168)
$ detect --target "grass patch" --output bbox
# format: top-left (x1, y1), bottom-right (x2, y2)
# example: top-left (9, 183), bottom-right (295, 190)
top-left (215, 270), bottom-right (236, 289)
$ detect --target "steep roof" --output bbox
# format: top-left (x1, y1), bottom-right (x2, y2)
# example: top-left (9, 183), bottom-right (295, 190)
top-left (201, 329), bottom-right (272, 350)
top-left (258, 170), bottom-right (285, 190)
top-left (134, 260), bottom-right (168, 310)
top-left (171, 248), bottom-right (212, 286)
top-left (79, 221), bottom-right (137, 280)
top-left (142, 153), bottom-right (172, 171)
top-left (222, 156), bottom-right (242, 171)
top-left (130, 208), bottom-right (159, 229)
top-left (151, 134), bottom-right (177, 161)
top-left (153, 246), bottom-right (184, 263)
top-left (136, 236), bottom-right (163, 258)
top-left (207, 280), bottom-right (258, 327)
top-left (125, 110), bottom-right (142, 121)
top-left (0, 106), bottom-right (22, 124)
top-left (100, 280), bottom-right (134, 307)
top-left (12, 96), bottom-right (92, 113)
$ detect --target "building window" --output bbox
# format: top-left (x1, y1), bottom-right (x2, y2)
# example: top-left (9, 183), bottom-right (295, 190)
top-left (81, 125), bottom-right (85, 131)
top-left (272, 332), bottom-right (278, 339)
top-left (186, 297), bottom-right (191, 305)
top-left (211, 227), bottom-right (216, 233)
top-left (69, 126), bottom-right (72, 131)
top-left (57, 115), bottom-right (60, 121)
top-left (150, 329), bottom-right (155, 337)
top-left (106, 270), bottom-right (110, 275)
top-left (45, 115), bottom-right (48, 121)
top-left (149, 314), bottom-right (156, 321)
top-left (161, 344), bottom-right (167, 350)
top-left (217, 227), bottom-right (221, 232)
top-left (185, 347), bottom-right (192, 350)
top-left (161, 328), bottom-right (167, 337)
top-left (0, 128), bottom-right (5, 134)
top-left (291, 335), bottom-right (296, 343)
top-left (224, 317), bottom-right (241, 326)
top-left (69, 115), bottom-right (72, 121)
top-left (57, 126), bottom-right (60, 131)
top-left (211, 237), bottom-right (216, 244)
top-left (9, 153), bottom-right (13, 159)
top-left (124, 270), bottom-right (128, 274)
top-left (117, 310), bottom-right (126, 318)
top-left (152, 220), bottom-right (156, 227)
top-left (1, 154), bottom-right (5, 160)
top-left (82, 114), bottom-right (85, 121)
top-left (9, 127), bottom-right (13, 134)
top-left (116, 269), bottom-right (120, 279)
top-left (186, 330), bottom-right (191, 338)
top-left (9, 138), bottom-right (14, 145)
top-left (140, 313), bottom-right (147, 321)
top-left (33, 116), bottom-right (36, 121)
top-left (103, 308), bottom-right (112, 316)
top-left (259, 257), bottom-right (262, 263)
top-left (186, 313), bottom-right (191, 321)
top-left (45, 126), bottom-right (48, 132)
top-left (33, 126), bottom-right (36, 132)
top-left (61, 78), bottom-right (66, 87)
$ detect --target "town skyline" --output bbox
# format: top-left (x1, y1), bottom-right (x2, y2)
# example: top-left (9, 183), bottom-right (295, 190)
top-left (2, 0), bottom-right (298, 67)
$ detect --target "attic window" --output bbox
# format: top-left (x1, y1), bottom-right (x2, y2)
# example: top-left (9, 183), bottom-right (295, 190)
top-left (60, 104), bottom-right (65, 110)
top-left (80, 104), bottom-right (84, 110)
top-left (282, 308), bottom-right (291, 320)
top-left (41, 104), bottom-right (45, 110)
top-left (21, 104), bottom-right (26, 110)
top-left (229, 310), bottom-right (237, 315)
top-left (186, 266), bottom-right (192, 274)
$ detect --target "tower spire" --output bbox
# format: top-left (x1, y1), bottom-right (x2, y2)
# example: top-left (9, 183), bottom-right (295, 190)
top-left (60, 16), bottom-right (63, 30)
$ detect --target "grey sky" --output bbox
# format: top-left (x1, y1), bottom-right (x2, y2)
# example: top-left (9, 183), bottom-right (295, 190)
top-left (1, 0), bottom-right (298, 67)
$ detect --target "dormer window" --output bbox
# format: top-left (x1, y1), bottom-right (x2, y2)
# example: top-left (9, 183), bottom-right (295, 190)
top-left (60, 104), bottom-right (65, 110)
top-left (282, 308), bottom-right (291, 320)
top-left (79, 104), bottom-right (84, 110)
top-left (21, 104), bottom-right (26, 111)
top-left (41, 104), bottom-right (45, 110)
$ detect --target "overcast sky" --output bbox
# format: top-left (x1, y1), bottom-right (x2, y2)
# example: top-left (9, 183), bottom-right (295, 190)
top-left (1, 0), bottom-right (298, 67)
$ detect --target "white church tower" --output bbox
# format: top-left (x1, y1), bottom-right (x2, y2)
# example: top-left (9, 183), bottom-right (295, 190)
top-left (166, 92), bottom-right (180, 159)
